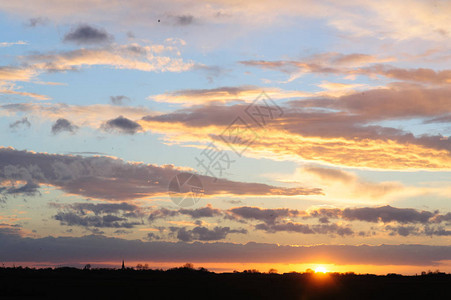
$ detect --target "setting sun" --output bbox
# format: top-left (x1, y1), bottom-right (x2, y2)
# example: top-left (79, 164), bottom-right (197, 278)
top-left (315, 266), bottom-right (328, 273)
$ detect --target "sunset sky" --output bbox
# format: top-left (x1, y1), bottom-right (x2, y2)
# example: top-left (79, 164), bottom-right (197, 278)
top-left (0, 0), bottom-right (450, 274)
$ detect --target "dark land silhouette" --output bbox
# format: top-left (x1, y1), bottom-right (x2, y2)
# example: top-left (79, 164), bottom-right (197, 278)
top-left (0, 265), bottom-right (450, 299)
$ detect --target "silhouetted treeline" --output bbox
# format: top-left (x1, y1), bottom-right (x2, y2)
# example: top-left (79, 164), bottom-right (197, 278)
top-left (0, 265), bottom-right (450, 299)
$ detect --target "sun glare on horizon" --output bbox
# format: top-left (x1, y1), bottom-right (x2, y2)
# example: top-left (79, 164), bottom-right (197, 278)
top-left (314, 266), bottom-right (328, 273)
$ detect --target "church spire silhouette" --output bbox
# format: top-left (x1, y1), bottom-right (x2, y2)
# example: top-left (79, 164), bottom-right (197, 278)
top-left (121, 259), bottom-right (125, 270)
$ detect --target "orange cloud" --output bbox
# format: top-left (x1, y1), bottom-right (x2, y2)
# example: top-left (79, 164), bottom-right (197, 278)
top-left (241, 58), bottom-right (451, 85)
top-left (139, 101), bottom-right (451, 169)
top-left (149, 85), bottom-right (311, 105)
top-left (24, 43), bottom-right (194, 73)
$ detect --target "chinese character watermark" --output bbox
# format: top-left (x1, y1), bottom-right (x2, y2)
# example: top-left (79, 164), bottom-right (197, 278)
top-left (168, 91), bottom-right (283, 206)
top-left (168, 172), bottom-right (204, 207)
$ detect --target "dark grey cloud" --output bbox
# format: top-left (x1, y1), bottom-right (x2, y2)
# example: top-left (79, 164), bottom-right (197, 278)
top-left (63, 24), bottom-right (113, 45)
top-left (26, 17), bottom-right (48, 27)
top-left (170, 226), bottom-right (247, 242)
top-left (51, 202), bottom-right (144, 229)
top-left (54, 212), bottom-right (140, 229)
top-left (148, 208), bottom-right (179, 222)
top-left (110, 95), bottom-right (131, 105)
top-left (431, 213), bottom-right (451, 223)
top-left (175, 15), bottom-right (194, 26)
top-left (9, 117), bottom-right (31, 129)
top-left (126, 31), bottom-right (135, 39)
top-left (0, 231), bottom-right (450, 266)
top-left (424, 227), bottom-right (451, 236)
top-left (145, 204), bottom-right (450, 237)
top-left (101, 116), bottom-right (142, 134)
top-left (308, 205), bottom-right (438, 224)
top-left (255, 222), bottom-right (353, 236)
top-left (89, 228), bottom-right (105, 235)
top-left (0, 148), bottom-right (319, 200)
top-left (226, 205), bottom-right (449, 237)
top-left (385, 225), bottom-right (451, 237)
top-left (256, 222), bottom-right (313, 234)
top-left (51, 118), bottom-right (78, 135)
top-left (386, 225), bottom-right (420, 237)
top-left (179, 204), bottom-right (222, 218)
top-left (0, 224), bottom-right (22, 236)
top-left (146, 232), bottom-right (161, 240)
top-left (148, 204), bottom-right (222, 222)
top-left (228, 206), bottom-right (303, 225)
top-left (342, 206), bottom-right (434, 224)
top-left (52, 202), bottom-right (142, 216)
top-left (4, 181), bottom-right (40, 196)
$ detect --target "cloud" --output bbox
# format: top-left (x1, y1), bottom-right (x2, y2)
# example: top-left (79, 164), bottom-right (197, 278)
top-left (148, 208), bottom-right (179, 222)
top-left (50, 201), bottom-right (144, 230)
top-left (223, 205), bottom-right (450, 237)
top-left (170, 226), bottom-right (247, 242)
top-left (110, 95), bottom-right (131, 105)
top-left (141, 203), bottom-right (451, 238)
top-left (1, 102), bottom-right (154, 129)
top-left (51, 201), bottom-right (143, 216)
top-left (0, 147), bottom-right (321, 200)
top-left (342, 206), bottom-right (434, 224)
top-left (9, 117), bottom-right (31, 129)
top-left (0, 0), bottom-right (448, 42)
top-left (4, 180), bottom-right (40, 196)
top-left (255, 222), bottom-right (354, 236)
top-left (0, 41), bottom-right (28, 47)
top-left (54, 212), bottom-right (140, 228)
top-left (303, 167), bottom-right (355, 183)
top-left (174, 15), bottom-right (195, 26)
top-left (101, 116), bottom-right (142, 134)
top-left (51, 118), bottom-right (78, 135)
top-left (63, 24), bottom-right (113, 45)
top-left (302, 166), bottom-right (403, 200)
top-left (179, 204), bottom-right (222, 218)
top-left (23, 43), bottom-right (194, 73)
top-left (149, 85), bottom-right (310, 105)
top-left (0, 88), bottom-right (50, 100)
top-left (424, 226), bottom-right (451, 236)
top-left (362, 65), bottom-right (451, 85)
top-left (0, 223), bottom-right (23, 237)
top-left (0, 231), bottom-right (450, 266)
top-left (25, 17), bottom-right (48, 27)
top-left (431, 213), bottom-right (451, 224)
top-left (308, 205), bottom-right (436, 224)
top-left (321, 86), bottom-right (451, 120)
top-left (0, 67), bottom-right (36, 81)
top-left (146, 232), bottom-right (161, 240)
top-left (227, 206), bottom-right (303, 225)
top-left (140, 92), bottom-right (451, 169)
top-left (385, 225), bottom-right (451, 237)
top-left (240, 54), bottom-right (450, 85)
top-left (0, 71), bottom-right (49, 100)
top-left (0, 41), bottom-right (193, 99)
top-left (148, 204), bottom-right (222, 222)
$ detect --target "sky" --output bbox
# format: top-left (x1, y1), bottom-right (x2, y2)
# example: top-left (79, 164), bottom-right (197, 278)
top-left (0, 0), bottom-right (450, 274)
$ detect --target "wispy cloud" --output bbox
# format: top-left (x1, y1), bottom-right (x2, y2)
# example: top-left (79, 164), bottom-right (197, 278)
top-left (0, 41), bottom-right (27, 47)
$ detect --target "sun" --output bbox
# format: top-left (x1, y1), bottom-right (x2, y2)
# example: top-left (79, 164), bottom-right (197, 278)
top-left (314, 266), bottom-right (328, 273)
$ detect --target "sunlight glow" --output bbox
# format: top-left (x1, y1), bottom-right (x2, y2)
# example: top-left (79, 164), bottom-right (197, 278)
top-left (315, 266), bottom-right (328, 273)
